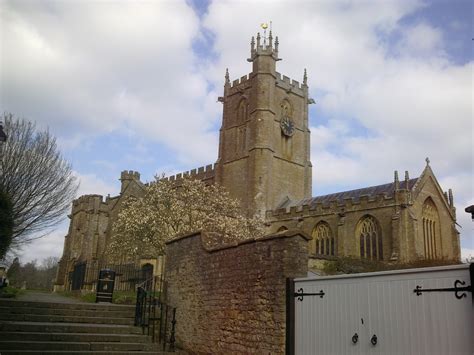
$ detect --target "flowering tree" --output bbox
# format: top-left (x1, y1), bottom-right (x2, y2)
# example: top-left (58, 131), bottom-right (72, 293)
top-left (108, 176), bottom-right (264, 260)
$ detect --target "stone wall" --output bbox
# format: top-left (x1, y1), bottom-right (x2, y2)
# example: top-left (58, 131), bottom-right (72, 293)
top-left (164, 230), bottom-right (309, 354)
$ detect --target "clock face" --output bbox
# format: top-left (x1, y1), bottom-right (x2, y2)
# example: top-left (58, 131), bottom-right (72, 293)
top-left (280, 116), bottom-right (295, 137)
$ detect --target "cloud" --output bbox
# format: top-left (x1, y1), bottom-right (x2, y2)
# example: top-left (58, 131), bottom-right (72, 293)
top-left (75, 171), bottom-right (118, 197)
top-left (3, 0), bottom-right (472, 258)
top-left (17, 227), bottom-right (67, 264)
top-left (1, 0), bottom-right (218, 165)
top-left (202, 0), bottom-right (472, 247)
top-left (395, 22), bottom-right (444, 57)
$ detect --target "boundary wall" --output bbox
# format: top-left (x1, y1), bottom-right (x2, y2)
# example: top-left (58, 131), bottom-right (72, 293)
top-left (165, 230), bottom-right (309, 354)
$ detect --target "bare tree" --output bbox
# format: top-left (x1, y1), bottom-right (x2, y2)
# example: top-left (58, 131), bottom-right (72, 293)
top-left (0, 113), bottom-right (78, 255)
top-left (0, 190), bottom-right (14, 258)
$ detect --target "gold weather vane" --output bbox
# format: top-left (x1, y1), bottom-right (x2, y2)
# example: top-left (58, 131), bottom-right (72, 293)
top-left (260, 22), bottom-right (271, 47)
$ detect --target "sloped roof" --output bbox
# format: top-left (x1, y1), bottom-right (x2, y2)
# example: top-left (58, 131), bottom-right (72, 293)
top-left (284, 178), bottom-right (419, 208)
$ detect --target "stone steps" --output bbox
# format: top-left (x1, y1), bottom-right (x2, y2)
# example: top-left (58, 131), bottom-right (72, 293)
top-left (0, 306), bottom-right (134, 318)
top-left (0, 321), bottom-right (142, 334)
top-left (0, 312), bottom-right (135, 325)
top-left (0, 340), bottom-right (147, 351)
top-left (0, 299), bottom-right (136, 312)
top-left (0, 297), bottom-right (170, 354)
top-left (0, 331), bottom-right (148, 342)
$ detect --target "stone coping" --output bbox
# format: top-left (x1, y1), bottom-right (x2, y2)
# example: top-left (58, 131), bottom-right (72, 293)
top-left (166, 229), bottom-right (310, 253)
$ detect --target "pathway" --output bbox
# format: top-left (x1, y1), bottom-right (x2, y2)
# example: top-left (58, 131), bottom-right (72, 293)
top-left (16, 290), bottom-right (84, 303)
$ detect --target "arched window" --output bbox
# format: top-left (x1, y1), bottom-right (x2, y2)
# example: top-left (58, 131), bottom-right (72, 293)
top-left (422, 198), bottom-right (440, 260)
top-left (280, 99), bottom-right (292, 118)
top-left (237, 99), bottom-right (248, 122)
top-left (312, 222), bottom-right (335, 256)
top-left (357, 216), bottom-right (383, 260)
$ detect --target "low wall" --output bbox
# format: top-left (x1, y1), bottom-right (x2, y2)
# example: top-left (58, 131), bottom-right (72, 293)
top-left (165, 230), bottom-right (309, 354)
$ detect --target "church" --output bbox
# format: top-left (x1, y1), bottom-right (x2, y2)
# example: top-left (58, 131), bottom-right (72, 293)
top-left (55, 32), bottom-right (460, 289)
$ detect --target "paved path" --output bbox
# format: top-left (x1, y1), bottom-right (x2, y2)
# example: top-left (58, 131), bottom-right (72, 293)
top-left (16, 290), bottom-right (85, 303)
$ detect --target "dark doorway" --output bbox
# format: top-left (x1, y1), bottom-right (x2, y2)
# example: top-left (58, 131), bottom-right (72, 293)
top-left (141, 263), bottom-right (154, 281)
top-left (71, 261), bottom-right (86, 290)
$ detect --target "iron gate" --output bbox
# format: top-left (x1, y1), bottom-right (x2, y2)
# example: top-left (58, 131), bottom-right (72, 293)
top-left (287, 263), bottom-right (473, 354)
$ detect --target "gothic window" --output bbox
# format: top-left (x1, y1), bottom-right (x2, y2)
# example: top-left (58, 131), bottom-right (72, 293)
top-left (312, 222), bottom-right (335, 256)
top-left (357, 216), bottom-right (383, 260)
top-left (422, 198), bottom-right (440, 260)
top-left (280, 99), bottom-right (292, 118)
top-left (237, 99), bottom-right (248, 123)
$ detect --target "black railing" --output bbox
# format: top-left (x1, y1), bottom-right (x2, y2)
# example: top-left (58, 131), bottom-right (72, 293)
top-left (134, 276), bottom-right (176, 351)
top-left (68, 261), bottom-right (148, 291)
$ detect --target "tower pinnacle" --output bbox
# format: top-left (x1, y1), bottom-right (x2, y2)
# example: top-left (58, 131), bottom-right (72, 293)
top-left (225, 68), bottom-right (230, 85)
top-left (248, 31), bottom-right (280, 63)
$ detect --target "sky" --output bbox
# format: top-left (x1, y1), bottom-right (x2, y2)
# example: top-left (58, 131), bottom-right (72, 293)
top-left (0, 0), bottom-right (472, 263)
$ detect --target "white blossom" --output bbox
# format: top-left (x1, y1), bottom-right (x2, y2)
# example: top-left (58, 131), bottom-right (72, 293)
top-left (107, 176), bottom-right (264, 260)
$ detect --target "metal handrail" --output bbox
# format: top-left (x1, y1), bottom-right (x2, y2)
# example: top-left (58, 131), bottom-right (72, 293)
top-left (135, 276), bottom-right (159, 337)
top-left (134, 275), bottom-right (176, 350)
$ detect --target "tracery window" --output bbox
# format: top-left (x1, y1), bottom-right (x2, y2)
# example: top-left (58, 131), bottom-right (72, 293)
top-left (422, 198), bottom-right (440, 260)
top-left (312, 222), bottom-right (335, 256)
top-left (237, 99), bottom-right (248, 123)
top-left (357, 216), bottom-right (383, 260)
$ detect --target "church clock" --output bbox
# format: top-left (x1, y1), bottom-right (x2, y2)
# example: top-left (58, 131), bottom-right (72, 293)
top-left (280, 116), bottom-right (295, 137)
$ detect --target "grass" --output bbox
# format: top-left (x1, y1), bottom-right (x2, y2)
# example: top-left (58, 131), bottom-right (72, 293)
top-left (0, 286), bottom-right (25, 298)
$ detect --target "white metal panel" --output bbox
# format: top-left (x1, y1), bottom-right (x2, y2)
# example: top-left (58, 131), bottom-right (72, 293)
top-left (294, 264), bottom-right (473, 355)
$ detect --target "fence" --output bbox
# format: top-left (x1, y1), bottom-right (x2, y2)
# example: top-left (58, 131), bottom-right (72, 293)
top-left (134, 276), bottom-right (177, 351)
top-left (68, 261), bottom-right (148, 292)
top-left (287, 263), bottom-right (473, 354)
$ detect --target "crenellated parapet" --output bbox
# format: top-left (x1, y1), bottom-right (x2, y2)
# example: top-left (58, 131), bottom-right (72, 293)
top-left (275, 72), bottom-right (306, 97)
top-left (247, 30), bottom-right (280, 62)
top-left (120, 170), bottom-right (140, 182)
top-left (161, 164), bottom-right (216, 184)
top-left (120, 170), bottom-right (143, 194)
top-left (71, 194), bottom-right (109, 215)
top-left (225, 75), bottom-right (252, 98)
top-left (267, 192), bottom-right (397, 221)
top-left (231, 75), bottom-right (250, 88)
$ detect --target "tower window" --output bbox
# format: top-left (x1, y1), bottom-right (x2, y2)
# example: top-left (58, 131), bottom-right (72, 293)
top-left (237, 99), bottom-right (248, 123)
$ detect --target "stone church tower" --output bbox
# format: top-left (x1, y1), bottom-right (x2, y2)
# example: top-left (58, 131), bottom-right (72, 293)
top-left (215, 32), bottom-right (312, 218)
top-left (56, 31), bottom-right (461, 291)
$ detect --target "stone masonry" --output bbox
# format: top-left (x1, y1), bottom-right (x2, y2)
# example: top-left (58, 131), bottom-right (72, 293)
top-left (56, 31), bottom-right (461, 290)
top-left (164, 230), bottom-right (309, 354)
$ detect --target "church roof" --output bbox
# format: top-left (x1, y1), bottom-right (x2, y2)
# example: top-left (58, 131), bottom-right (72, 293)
top-left (286, 177), bottom-right (419, 208)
